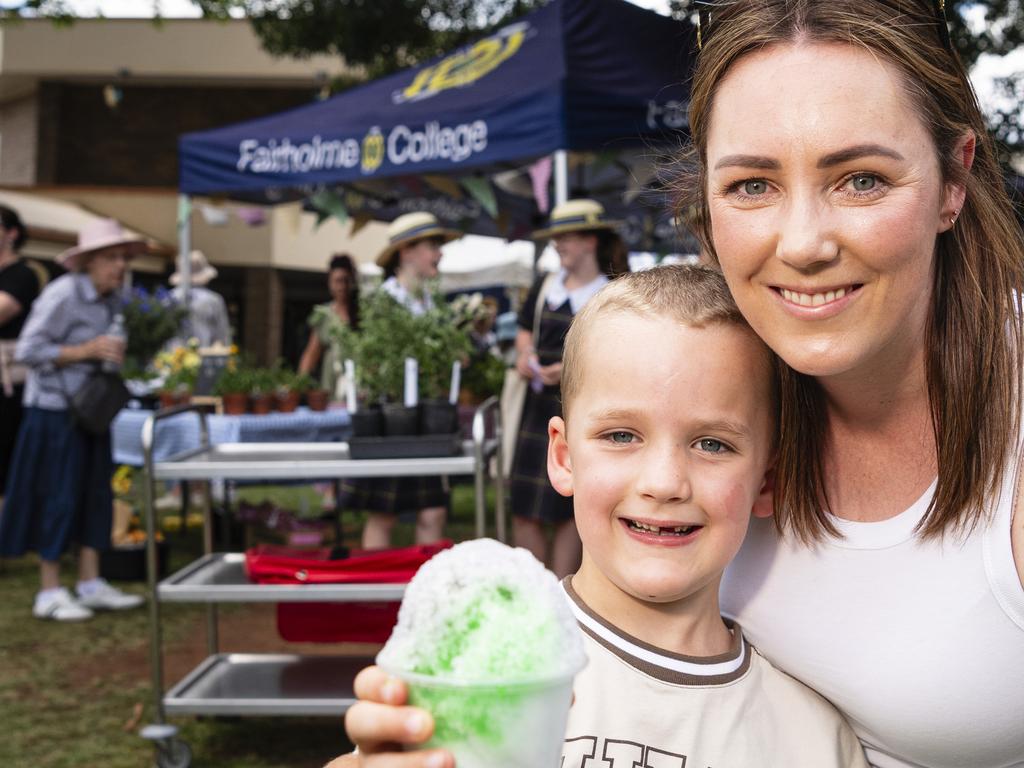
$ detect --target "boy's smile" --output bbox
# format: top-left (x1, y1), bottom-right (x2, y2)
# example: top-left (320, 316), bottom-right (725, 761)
top-left (548, 312), bottom-right (775, 647)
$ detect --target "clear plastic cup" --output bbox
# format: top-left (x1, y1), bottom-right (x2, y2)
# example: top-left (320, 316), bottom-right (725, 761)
top-left (379, 659), bottom-right (585, 768)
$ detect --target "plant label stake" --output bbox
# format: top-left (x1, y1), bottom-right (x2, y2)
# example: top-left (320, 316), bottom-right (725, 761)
top-left (448, 360), bottom-right (461, 405)
top-left (404, 357), bottom-right (418, 407)
top-left (344, 359), bottom-right (357, 413)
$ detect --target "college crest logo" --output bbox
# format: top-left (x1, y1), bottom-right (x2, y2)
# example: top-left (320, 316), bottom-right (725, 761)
top-left (361, 127), bottom-right (385, 174)
top-left (393, 21), bottom-right (532, 104)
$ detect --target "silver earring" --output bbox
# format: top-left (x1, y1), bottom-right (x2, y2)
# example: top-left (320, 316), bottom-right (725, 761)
top-left (950, 209), bottom-right (960, 226)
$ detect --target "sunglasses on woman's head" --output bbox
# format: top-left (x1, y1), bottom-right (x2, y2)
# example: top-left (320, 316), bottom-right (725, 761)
top-left (695, 0), bottom-right (952, 54)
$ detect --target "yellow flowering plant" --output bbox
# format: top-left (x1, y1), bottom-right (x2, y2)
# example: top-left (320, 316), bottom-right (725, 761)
top-left (153, 338), bottom-right (203, 393)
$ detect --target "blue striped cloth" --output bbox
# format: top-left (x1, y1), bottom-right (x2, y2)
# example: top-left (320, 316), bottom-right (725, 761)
top-left (111, 406), bottom-right (352, 466)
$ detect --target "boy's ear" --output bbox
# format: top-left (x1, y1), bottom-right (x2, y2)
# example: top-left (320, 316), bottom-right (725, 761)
top-left (547, 416), bottom-right (574, 498)
top-left (751, 463), bottom-right (775, 519)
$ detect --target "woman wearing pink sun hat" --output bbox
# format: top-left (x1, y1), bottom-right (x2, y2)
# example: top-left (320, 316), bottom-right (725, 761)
top-left (0, 218), bottom-right (148, 622)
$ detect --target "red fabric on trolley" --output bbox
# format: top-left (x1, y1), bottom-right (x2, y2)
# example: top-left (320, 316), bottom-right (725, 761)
top-left (244, 541), bottom-right (452, 643)
top-left (244, 541), bottom-right (451, 584)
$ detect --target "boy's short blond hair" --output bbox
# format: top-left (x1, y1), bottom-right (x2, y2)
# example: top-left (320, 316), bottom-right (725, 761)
top-left (561, 264), bottom-right (775, 417)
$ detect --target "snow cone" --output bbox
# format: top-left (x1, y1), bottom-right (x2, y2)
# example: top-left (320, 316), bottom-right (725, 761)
top-left (377, 539), bottom-right (586, 768)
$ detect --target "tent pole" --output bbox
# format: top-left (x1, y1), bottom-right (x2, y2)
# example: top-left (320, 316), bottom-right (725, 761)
top-left (177, 194), bottom-right (193, 322)
top-left (553, 149), bottom-right (569, 206)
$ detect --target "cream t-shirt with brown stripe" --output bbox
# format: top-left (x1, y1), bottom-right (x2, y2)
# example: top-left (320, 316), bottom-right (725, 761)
top-left (561, 579), bottom-right (869, 768)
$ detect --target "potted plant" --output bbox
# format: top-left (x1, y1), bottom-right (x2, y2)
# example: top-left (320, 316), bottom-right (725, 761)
top-left (332, 290), bottom-right (420, 436)
top-left (416, 299), bottom-right (472, 435)
top-left (121, 286), bottom-right (188, 381)
top-left (272, 362), bottom-right (303, 413)
top-left (153, 341), bottom-right (202, 409)
top-left (248, 367), bottom-right (276, 414)
top-left (304, 381), bottom-right (330, 412)
top-left (213, 364), bottom-right (251, 415)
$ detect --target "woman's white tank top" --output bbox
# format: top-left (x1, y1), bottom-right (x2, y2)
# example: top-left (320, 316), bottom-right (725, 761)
top-left (721, 457), bottom-right (1024, 767)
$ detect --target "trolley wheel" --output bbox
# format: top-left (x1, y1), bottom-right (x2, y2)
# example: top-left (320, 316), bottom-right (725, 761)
top-left (155, 737), bottom-right (192, 768)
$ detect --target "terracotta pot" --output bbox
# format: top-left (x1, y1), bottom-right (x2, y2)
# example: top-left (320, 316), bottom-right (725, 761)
top-left (221, 392), bottom-right (248, 415)
top-left (305, 388), bottom-right (330, 412)
top-left (250, 393), bottom-right (274, 415)
top-left (276, 390), bottom-right (301, 413)
top-left (158, 390), bottom-right (190, 409)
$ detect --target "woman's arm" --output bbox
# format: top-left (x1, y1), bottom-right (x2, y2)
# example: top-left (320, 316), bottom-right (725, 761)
top-left (0, 291), bottom-right (23, 326)
top-left (299, 332), bottom-right (323, 376)
top-left (514, 329), bottom-right (536, 379)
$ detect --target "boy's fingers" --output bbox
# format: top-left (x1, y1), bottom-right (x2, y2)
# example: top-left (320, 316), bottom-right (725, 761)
top-left (353, 666), bottom-right (408, 705)
top-left (344, 702), bottom-right (435, 752)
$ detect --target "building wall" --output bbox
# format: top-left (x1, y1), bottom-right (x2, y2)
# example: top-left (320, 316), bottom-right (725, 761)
top-left (38, 81), bottom-right (314, 187)
top-left (0, 94), bottom-right (38, 185)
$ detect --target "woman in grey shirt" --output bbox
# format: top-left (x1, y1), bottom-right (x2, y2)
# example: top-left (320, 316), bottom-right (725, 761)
top-left (0, 219), bottom-right (147, 622)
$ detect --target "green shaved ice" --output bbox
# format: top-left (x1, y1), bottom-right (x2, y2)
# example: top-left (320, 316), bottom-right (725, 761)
top-left (409, 584), bottom-right (559, 680)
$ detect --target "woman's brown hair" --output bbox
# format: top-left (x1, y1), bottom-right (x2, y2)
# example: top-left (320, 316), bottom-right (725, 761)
top-left (675, 0), bottom-right (1024, 541)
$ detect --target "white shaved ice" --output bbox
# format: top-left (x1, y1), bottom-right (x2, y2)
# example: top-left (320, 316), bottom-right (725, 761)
top-left (377, 538), bottom-right (585, 681)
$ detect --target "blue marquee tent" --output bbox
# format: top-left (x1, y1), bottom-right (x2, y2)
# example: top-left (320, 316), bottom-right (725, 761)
top-left (179, 0), bottom-right (694, 197)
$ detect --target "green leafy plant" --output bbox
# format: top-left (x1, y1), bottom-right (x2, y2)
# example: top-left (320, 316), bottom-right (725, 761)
top-left (248, 366), bottom-right (276, 396)
top-left (291, 371), bottom-right (316, 393)
top-left (415, 298), bottom-right (473, 401)
top-left (213, 365), bottom-right (251, 396)
top-left (462, 351), bottom-right (507, 402)
top-left (330, 289), bottom-right (420, 404)
top-left (330, 286), bottom-right (473, 404)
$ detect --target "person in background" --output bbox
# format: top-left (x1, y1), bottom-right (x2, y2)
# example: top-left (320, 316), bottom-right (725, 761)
top-left (169, 249), bottom-right (230, 348)
top-left (511, 199), bottom-right (628, 577)
top-left (341, 212), bottom-right (460, 550)
top-left (0, 205), bottom-right (43, 500)
top-left (299, 253), bottom-right (361, 400)
top-left (0, 219), bottom-right (146, 621)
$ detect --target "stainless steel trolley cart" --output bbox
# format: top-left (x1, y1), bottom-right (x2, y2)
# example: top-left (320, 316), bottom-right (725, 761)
top-left (139, 398), bottom-right (502, 768)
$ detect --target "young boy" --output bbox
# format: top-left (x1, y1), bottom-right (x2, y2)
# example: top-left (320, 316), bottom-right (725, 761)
top-left (337, 265), bottom-right (867, 768)
top-left (548, 264), bottom-right (867, 766)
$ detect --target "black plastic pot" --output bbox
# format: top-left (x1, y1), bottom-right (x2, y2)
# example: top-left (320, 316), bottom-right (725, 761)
top-left (419, 398), bottom-right (457, 435)
top-left (382, 403), bottom-right (420, 436)
top-left (350, 405), bottom-right (384, 437)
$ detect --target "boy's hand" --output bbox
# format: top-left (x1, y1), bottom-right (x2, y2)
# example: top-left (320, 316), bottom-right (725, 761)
top-left (343, 666), bottom-right (454, 768)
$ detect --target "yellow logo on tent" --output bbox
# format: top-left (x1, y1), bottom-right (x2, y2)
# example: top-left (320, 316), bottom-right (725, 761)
top-left (394, 22), bottom-right (531, 104)
top-left (361, 127), bottom-right (385, 174)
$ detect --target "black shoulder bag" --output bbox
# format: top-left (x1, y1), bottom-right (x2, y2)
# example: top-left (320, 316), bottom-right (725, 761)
top-left (58, 285), bottom-right (130, 435)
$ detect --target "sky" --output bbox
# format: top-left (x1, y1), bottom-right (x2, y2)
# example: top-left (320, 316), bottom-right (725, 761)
top-left (1, 0), bottom-right (1019, 121)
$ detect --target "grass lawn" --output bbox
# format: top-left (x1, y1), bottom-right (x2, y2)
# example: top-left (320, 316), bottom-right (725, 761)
top-left (0, 482), bottom-right (492, 768)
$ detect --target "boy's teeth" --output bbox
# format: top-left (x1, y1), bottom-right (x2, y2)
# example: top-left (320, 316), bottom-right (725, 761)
top-left (781, 287), bottom-right (848, 306)
top-left (628, 520), bottom-right (697, 536)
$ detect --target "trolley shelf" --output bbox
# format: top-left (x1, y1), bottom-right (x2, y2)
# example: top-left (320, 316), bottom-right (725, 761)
top-left (158, 553), bottom-right (408, 603)
top-left (164, 653), bottom-right (372, 716)
top-left (152, 440), bottom-right (497, 481)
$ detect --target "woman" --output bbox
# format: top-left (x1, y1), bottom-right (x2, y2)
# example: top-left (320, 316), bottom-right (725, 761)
top-left (335, 2), bottom-right (1024, 766)
top-left (0, 205), bottom-right (42, 495)
top-left (342, 212), bottom-right (459, 550)
top-left (511, 199), bottom-right (628, 577)
top-left (0, 218), bottom-right (147, 622)
top-left (299, 253), bottom-right (360, 400)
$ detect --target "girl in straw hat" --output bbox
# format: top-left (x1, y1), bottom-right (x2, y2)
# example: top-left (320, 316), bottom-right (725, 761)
top-left (341, 212), bottom-right (461, 549)
top-left (0, 218), bottom-right (146, 621)
top-left (510, 199), bottom-right (627, 577)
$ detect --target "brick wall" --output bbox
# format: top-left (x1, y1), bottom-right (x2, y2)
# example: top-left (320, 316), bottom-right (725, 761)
top-left (37, 81), bottom-right (314, 187)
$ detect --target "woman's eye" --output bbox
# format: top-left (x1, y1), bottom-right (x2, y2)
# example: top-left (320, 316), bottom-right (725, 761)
top-left (607, 431), bottom-right (635, 444)
top-left (848, 174), bottom-right (878, 192)
top-left (741, 180), bottom-right (768, 196)
top-left (697, 438), bottom-right (728, 454)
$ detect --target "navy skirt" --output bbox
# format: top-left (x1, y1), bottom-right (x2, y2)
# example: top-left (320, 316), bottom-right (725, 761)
top-left (338, 476), bottom-right (448, 516)
top-left (0, 407), bottom-right (114, 560)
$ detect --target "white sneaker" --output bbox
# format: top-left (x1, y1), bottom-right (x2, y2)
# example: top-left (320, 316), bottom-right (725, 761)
top-left (76, 578), bottom-right (145, 611)
top-left (33, 588), bottom-right (94, 622)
